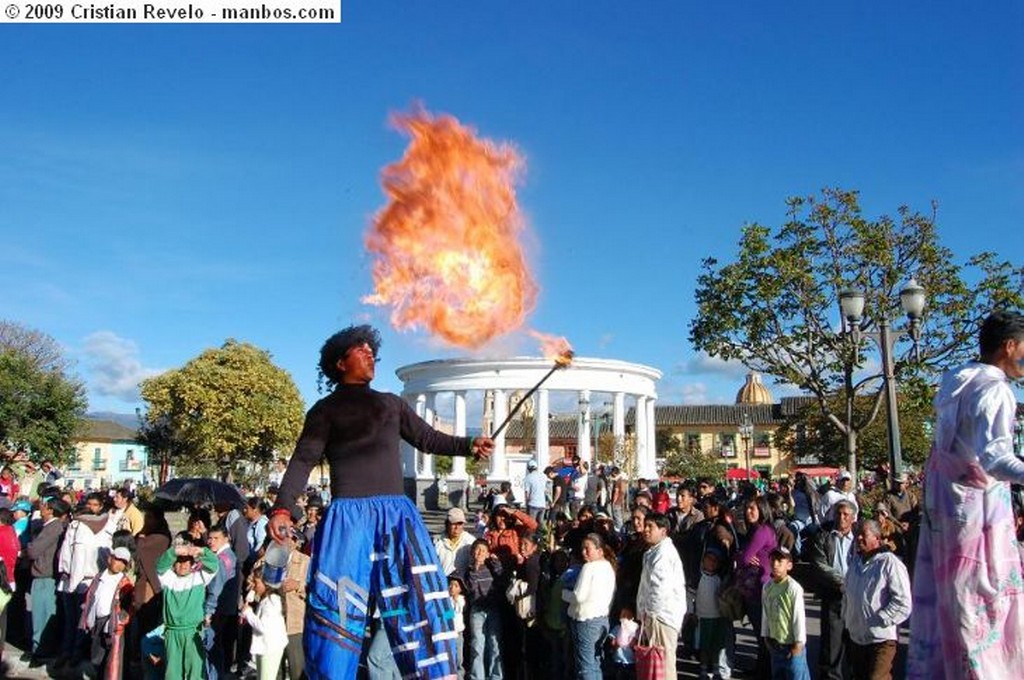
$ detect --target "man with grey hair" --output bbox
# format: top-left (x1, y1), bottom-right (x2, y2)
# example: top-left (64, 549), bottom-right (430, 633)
top-left (842, 519), bottom-right (912, 680)
top-left (807, 499), bottom-right (856, 680)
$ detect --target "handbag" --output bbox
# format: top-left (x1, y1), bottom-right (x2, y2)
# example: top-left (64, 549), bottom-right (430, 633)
top-left (633, 617), bottom-right (666, 680)
top-left (505, 578), bottom-right (535, 621)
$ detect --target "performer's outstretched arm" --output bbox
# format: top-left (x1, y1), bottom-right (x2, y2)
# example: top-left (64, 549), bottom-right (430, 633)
top-left (271, 403), bottom-right (329, 539)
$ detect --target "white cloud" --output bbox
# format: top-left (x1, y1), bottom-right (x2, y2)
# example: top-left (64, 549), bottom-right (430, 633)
top-left (674, 352), bottom-right (750, 379)
top-left (678, 382), bottom-right (712, 405)
top-left (81, 331), bottom-right (163, 402)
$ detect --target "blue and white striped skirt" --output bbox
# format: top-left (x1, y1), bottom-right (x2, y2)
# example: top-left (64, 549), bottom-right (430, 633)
top-left (304, 495), bottom-right (458, 680)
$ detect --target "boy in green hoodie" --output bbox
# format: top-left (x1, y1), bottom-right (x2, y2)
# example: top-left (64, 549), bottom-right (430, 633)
top-left (156, 538), bottom-right (219, 680)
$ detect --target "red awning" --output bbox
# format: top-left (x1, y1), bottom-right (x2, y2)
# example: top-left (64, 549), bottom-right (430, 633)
top-left (793, 466), bottom-right (839, 478)
top-left (725, 468), bottom-right (757, 480)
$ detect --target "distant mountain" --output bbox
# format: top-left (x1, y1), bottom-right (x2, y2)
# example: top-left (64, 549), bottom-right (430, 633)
top-left (85, 411), bottom-right (140, 431)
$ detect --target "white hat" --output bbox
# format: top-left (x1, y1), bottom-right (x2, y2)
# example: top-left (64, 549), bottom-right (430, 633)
top-left (838, 470), bottom-right (852, 481)
top-left (111, 547), bottom-right (132, 563)
top-left (527, 460), bottom-right (538, 470)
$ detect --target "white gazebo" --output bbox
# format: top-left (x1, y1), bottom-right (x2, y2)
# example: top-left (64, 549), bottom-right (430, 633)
top-left (396, 356), bottom-right (661, 508)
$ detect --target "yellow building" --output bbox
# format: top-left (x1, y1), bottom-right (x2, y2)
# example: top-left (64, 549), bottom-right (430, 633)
top-left (654, 373), bottom-right (806, 479)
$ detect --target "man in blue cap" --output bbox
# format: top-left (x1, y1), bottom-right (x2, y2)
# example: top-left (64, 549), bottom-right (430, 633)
top-left (11, 499), bottom-right (32, 547)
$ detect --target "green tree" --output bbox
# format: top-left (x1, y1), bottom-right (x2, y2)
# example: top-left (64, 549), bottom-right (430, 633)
top-left (434, 455), bottom-right (453, 477)
top-left (690, 188), bottom-right (1023, 476)
top-left (139, 340), bottom-right (305, 483)
top-left (659, 432), bottom-right (727, 480)
top-left (774, 379), bottom-right (935, 471)
top-left (0, 321), bottom-right (87, 467)
top-left (595, 431), bottom-right (637, 479)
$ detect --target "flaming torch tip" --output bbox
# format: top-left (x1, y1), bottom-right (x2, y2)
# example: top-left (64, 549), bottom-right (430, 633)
top-left (489, 335), bottom-right (574, 440)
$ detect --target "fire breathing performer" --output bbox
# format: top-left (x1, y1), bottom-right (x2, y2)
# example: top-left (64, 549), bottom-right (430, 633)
top-left (268, 324), bottom-right (494, 680)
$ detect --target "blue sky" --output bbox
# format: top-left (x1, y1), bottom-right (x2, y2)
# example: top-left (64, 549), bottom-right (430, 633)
top-left (2, 2), bottom-right (1021, 416)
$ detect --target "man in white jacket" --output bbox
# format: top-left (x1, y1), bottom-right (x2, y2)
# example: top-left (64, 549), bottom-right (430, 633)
top-left (843, 519), bottom-right (912, 679)
top-left (636, 511), bottom-right (687, 679)
top-left (55, 492), bottom-right (113, 671)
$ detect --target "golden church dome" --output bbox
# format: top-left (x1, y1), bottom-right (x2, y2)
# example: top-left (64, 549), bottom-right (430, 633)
top-left (735, 372), bottom-right (774, 405)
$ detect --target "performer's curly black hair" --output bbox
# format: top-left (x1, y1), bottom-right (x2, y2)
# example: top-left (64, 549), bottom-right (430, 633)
top-left (318, 324), bottom-right (382, 390)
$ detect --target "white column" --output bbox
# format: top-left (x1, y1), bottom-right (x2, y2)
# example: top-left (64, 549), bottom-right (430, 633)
top-left (577, 389), bottom-right (592, 465)
top-left (401, 394), bottom-right (418, 478)
top-left (536, 388), bottom-right (550, 469)
top-left (420, 393), bottom-right (435, 479)
top-left (636, 395), bottom-right (648, 478)
top-left (613, 391), bottom-right (626, 438)
top-left (646, 397), bottom-right (658, 478)
top-left (451, 391), bottom-right (468, 480)
top-left (490, 389), bottom-right (508, 480)
top-left (414, 394), bottom-right (427, 477)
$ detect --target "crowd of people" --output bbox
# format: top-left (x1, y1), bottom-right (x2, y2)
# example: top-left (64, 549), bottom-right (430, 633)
top-left (0, 470), bottom-right (322, 680)
top-left (0, 312), bottom-right (1020, 680)
top-left (0, 454), bottom-right (929, 680)
top-left (433, 459), bottom-right (926, 680)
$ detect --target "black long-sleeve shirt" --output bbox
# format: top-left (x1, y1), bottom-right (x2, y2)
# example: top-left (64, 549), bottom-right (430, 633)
top-left (276, 383), bottom-right (474, 517)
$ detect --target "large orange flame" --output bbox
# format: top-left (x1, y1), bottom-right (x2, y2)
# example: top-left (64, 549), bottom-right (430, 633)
top-left (363, 107), bottom-right (539, 349)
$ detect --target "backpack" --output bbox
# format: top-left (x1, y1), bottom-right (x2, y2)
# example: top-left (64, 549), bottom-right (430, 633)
top-left (717, 578), bottom-right (745, 622)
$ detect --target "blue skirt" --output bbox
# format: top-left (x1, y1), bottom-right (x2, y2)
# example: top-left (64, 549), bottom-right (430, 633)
top-left (304, 495), bottom-right (458, 680)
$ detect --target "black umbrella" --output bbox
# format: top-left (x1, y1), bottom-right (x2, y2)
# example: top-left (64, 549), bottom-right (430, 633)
top-left (154, 477), bottom-right (246, 510)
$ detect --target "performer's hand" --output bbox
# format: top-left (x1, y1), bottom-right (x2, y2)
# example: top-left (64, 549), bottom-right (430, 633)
top-left (268, 511), bottom-right (293, 544)
top-left (471, 437), bottom-right (494, 460)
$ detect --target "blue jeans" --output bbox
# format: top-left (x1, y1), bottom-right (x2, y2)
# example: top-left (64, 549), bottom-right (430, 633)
top-left (569, 616), bottom-right (608, 680)
top-left (768, 645), bottom-right (811, 680)
top-left (366, 623), bottom-right (402, 679)
top-left (468, 607), bottom-right (502, 680)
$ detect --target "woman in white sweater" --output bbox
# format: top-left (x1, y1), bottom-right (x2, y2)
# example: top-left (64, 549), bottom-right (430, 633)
top-left (563, 533), bottom-right (617, 680)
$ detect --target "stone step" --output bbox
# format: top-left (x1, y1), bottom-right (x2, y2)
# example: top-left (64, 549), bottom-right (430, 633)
top-left (421, 508), bottom-right (448, 538)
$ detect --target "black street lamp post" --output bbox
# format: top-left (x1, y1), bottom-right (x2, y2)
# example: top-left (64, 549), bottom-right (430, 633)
top-left (739, 412), bottom-right (754, 479)
top-left (838, 278), bottom-right (926, 480)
